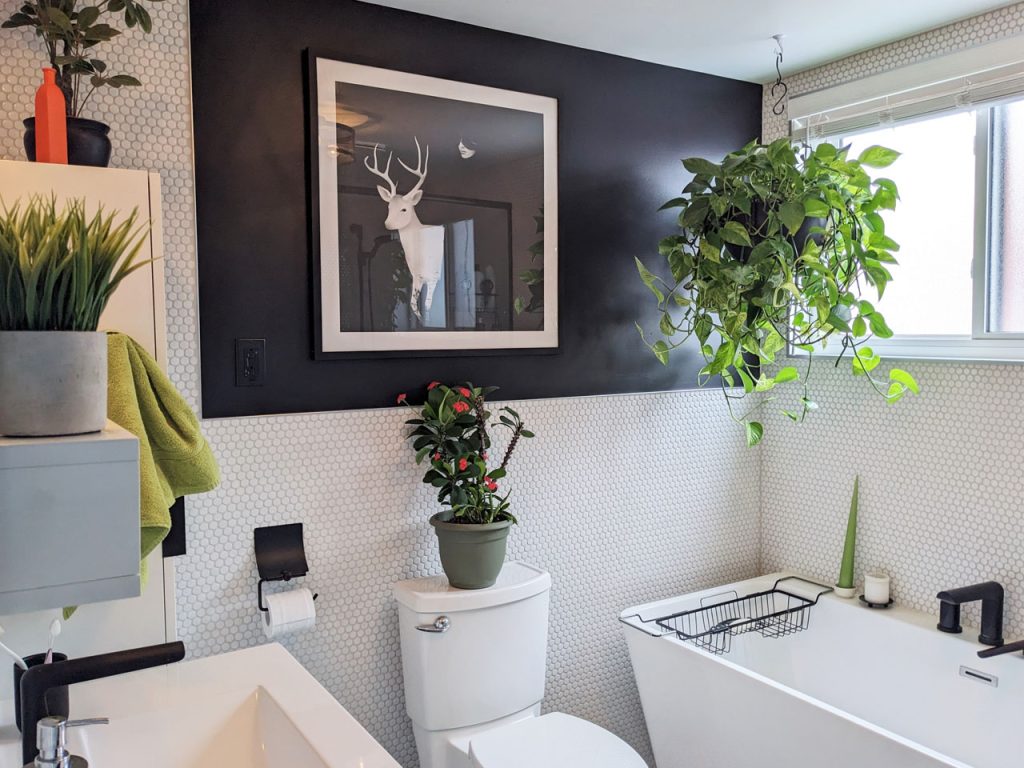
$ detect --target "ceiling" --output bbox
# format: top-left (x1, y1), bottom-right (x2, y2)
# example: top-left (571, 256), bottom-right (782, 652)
top-left (361, 0), bottom-right (1017, 83)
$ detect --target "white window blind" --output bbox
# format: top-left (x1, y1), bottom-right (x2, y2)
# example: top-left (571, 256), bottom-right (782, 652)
top-left (789, 38), bottom-right (1024, 140)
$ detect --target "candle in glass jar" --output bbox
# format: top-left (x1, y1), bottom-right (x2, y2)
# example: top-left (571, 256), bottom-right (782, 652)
top-left (864, 572), bottom-right (890, 604)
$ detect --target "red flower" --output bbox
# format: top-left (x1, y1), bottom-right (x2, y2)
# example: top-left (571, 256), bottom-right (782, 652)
top-left (427, 381), bottom-right (441, 390)
top-left (458, 387), bottom-right (471, 398)
top-left (458, 457), bottom-right (469, 471)
top-left (453, 400), bottom-right (470, 414)
top-left (484, 477), bottom-right (497, 492)
top-left (432, 452), bottom-right (441, 462)
top-left (396, 393), bottom-right (407, 404)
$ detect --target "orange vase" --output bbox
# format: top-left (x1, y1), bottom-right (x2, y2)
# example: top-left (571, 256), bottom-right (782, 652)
top-left (34, 67), bottom-right (68, 164)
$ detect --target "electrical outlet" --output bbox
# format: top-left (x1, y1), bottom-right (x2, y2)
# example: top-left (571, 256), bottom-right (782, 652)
top-left (235, 338), bottom-right (266, 386)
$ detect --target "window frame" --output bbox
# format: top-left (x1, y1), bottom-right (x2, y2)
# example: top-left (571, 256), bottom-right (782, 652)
top-left (791, 101), bottom-right (1024, 363)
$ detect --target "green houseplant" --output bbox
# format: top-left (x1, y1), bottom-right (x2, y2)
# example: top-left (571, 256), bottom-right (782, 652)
top-left (636, 138), bottom-right (919, 446)
top-left (4, 0), bottom-right (165, 165)
top-left (0, 195), bottom-right (149, 436)
top-left (400, 382), bottom-right (534, 589)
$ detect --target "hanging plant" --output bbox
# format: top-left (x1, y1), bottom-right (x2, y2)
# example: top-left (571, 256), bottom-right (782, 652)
top-left (635, 138), bottom-right (919, 446)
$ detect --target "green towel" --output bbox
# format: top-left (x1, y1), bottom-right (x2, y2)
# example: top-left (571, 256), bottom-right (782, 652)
top-left (107, 332), bottom-right (220, 562)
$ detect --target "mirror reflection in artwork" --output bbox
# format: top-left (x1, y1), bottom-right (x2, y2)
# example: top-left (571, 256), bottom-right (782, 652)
top-left (312, 57), bottom-right (558, 355)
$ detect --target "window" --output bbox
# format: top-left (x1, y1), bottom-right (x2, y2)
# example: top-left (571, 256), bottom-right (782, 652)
top-left (790, 53), bottom-right (1024, 361)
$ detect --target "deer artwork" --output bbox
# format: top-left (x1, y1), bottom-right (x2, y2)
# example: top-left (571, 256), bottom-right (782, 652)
top-left (364, 137), bottom-right (445, 323)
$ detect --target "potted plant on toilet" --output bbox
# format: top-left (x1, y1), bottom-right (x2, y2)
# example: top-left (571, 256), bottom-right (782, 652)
top-left (0, 196), bottom-right (149, 436)
top-left (400, 383), bottom-right (534, 589)
top-left (3, 0), bottom-right (164, 166)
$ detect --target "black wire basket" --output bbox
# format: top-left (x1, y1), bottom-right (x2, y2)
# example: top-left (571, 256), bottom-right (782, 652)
top-left (631, 576), bottom-right (832, 656)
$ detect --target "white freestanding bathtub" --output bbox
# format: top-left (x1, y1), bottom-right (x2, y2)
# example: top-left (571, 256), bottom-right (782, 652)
top-left (621, 573), bottom-right (1023, 768)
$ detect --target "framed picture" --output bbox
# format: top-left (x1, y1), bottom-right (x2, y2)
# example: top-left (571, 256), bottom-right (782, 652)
top-left (309, 54), bottom-right (558, 357)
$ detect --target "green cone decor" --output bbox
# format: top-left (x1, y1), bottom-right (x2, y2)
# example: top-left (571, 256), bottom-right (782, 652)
top-left (836, 476), bottom-right (859, 597)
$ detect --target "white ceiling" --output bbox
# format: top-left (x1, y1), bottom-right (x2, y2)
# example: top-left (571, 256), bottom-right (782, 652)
top-left (361, 0), bottom-right (1017, 83)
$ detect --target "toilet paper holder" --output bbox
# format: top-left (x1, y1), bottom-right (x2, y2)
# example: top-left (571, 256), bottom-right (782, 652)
top-left (255, 523), bottom-right (319, 612)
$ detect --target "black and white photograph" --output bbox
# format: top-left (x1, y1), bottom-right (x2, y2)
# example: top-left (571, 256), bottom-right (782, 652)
top-left (311, 57), bottom-right (558, 355)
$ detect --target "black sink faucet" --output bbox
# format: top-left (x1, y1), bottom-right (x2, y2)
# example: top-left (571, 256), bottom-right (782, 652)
top-left (936, 581), bottom-right (1004, 647)
top-left (19, 642), bottom-right (185, 765)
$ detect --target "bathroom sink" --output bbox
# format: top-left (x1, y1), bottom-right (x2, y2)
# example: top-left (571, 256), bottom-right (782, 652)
top-left (0, 644), bottom-right (399, 768)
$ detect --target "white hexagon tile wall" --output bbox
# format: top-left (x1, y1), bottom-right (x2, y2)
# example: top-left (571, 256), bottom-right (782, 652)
top-left (761, 4), bottom-right (1024, 640)
top-left (0, 3), bottom-right (761, 766)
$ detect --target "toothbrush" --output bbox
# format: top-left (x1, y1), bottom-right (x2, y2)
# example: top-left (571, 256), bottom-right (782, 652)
top-left (0, 623), bottom-right (28, 671)
top-left (44, 619), bottom-right (61, 664)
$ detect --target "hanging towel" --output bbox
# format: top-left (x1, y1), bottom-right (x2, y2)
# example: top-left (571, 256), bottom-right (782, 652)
top-left (107, 331), bottom-right (220, 563)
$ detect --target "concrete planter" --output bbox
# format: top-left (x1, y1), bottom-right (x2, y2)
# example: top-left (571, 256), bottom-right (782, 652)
top-left (430, 512), bottom-right (511, 589)
top-left (0, 331), bottom-right (107, 436)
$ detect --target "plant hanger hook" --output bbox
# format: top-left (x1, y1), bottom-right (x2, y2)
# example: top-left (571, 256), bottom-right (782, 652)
top-left (771, 34), bottom-right (788, 117)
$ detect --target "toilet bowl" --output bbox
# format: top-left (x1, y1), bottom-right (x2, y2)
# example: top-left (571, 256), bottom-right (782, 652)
top-left (394, 562), bottom-right (647, 768)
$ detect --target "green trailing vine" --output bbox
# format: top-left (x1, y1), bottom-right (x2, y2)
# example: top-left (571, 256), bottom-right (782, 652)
top-left (636, 138), bottom-right (920, 446)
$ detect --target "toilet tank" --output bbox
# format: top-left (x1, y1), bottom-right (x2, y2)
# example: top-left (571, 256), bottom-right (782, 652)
top-left (394, 562), bottom-right (552, 731)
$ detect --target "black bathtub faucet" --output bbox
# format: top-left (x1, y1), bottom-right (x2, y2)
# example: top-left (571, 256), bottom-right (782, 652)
top-left (936, 581), bottom-right (1004, 647)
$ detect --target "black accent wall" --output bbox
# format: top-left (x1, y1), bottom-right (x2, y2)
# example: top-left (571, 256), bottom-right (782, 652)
top-left (189, 0), bottom-right (761, 417)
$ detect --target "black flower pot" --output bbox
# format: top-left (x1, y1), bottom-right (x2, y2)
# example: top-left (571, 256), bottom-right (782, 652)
top-left (23, 117), bottom-right (112, 167)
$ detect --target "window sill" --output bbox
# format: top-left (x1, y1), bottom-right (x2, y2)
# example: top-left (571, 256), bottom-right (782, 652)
top-left (788, 335), bottom-right (1024, 364)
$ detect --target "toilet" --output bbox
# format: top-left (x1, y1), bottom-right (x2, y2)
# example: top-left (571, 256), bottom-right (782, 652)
top-left (394, 562), bottom-right (648, 768)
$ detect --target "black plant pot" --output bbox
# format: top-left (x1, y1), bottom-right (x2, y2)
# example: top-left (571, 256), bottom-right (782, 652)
top-left (23, 117), bottom-right (112, 167)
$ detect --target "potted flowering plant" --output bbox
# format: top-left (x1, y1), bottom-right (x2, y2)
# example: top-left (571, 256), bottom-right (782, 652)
top-left (399, 382), bottom-right (534, 589)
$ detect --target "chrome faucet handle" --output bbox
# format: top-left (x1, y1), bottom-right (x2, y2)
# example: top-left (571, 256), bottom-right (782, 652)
top-left (31, 716), bottom-right (108, 768)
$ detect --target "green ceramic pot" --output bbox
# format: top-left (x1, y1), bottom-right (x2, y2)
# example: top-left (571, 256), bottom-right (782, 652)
top-left (430, 512), bottom-right (511, 589)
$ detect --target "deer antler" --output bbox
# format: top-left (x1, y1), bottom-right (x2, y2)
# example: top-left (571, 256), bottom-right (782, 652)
top-left (364, 144), bottom-right (397, 199)
top-left (397, 136), bottom-right (430, 198)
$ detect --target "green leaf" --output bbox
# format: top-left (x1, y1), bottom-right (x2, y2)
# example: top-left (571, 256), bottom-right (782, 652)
top-left (774, 366), bottom-right (799, 384)
top-left (857, 145), bottom-right (901, 169)
top-left (779, 200), bottom-right (805, 234)
top-left (652, 340), bottom-right (670, 365)
top-left (890, 368), bottom-right (920, 394)
top-left (803, 197), bottom-right (829, 217)
top-left (635, 257), bottom-right (664, 303)
top-left (107, 74), bottom-right (142, 87)
top-left (745, 421), bottom-right (764, 447)
top-left (42, 7), bottom-right (72, 30)
top-left (682, 157), bottom-right (721, 176)
top-left (886, 381), bottom-right (906, 404)
top-left (868, 312), bottom-right (893, 338)
top-left (719, 221), bottom-right (752, 247)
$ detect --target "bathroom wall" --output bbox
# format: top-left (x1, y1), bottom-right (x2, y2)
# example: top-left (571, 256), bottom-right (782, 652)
top-left (0, 3), bottom-right (762, 766)
top-left (761, 3), bottom-right (1024, 639)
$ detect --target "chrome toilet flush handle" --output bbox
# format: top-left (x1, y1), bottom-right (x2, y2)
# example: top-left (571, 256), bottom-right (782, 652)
top-left (416, 616), bottom-right (451, 633)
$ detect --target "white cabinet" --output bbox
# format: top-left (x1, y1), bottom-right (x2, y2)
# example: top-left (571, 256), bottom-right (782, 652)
top-left (0, 161), bottom-right (171, 667)
top-left (0, 423), bottom-right (141, 613)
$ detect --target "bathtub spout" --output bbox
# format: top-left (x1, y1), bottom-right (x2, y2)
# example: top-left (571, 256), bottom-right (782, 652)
top-left (936, 581), bottom-right (1004, 647)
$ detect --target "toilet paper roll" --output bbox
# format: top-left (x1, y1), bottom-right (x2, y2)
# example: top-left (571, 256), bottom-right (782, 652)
top-left (262, 587), bottom-right (316, 639)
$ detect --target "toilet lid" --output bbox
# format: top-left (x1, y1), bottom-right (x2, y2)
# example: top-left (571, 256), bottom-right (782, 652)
top-left (468, 713), bottom-right (647, 768)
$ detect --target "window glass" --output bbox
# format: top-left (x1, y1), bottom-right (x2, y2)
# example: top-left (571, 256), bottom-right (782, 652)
top-left (841, 111), bottom-right (976, 337)
top-left (988, 99), bottom-right (1024, 334)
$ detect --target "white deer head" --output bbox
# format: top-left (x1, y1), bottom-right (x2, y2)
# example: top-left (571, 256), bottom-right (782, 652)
top-left (364, 137), bottom-right (430, 231)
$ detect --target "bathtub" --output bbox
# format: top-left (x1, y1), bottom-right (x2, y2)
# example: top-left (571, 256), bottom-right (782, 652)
top-left (621, 573), bottom-right (1022, 768)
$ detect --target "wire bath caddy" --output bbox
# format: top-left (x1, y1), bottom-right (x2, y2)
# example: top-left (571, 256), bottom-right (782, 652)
top-left (622, 576), bottom-right (834, 656)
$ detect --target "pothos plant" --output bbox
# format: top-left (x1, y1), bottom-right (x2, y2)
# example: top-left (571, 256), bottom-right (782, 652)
top-left (399, 383), bottom-right (534, 524)
top-left (635, 138), bottom-right (919, 446)
top-left (3, 1), bottom-right (164, 118)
